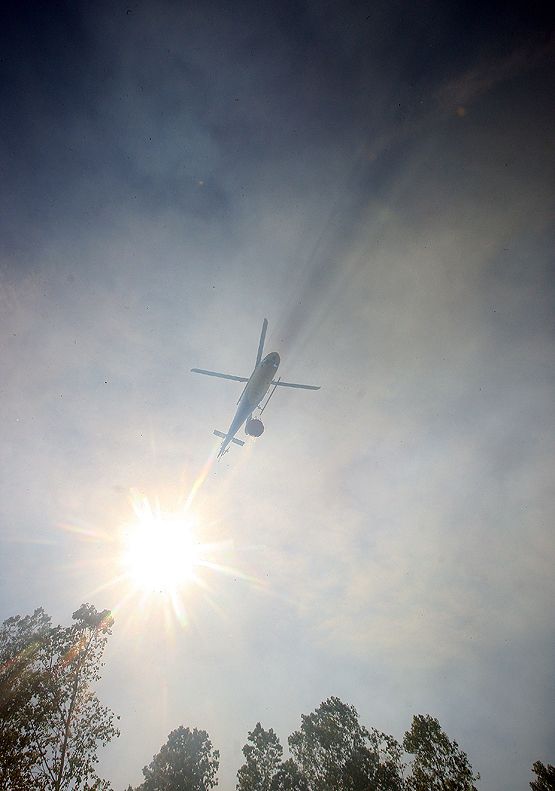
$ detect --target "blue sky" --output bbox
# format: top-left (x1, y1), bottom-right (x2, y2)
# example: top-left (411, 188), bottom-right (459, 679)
top-left (1, 2), bottom-right (554, 789)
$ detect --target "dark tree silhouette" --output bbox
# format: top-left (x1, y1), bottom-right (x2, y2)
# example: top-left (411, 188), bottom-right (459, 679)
top-left (530, 761), bottom-right (555, 791)
top-left (237, 722), bottom-right (283, 791)
top-left (270, 759), bottom-right (308, 791)
top-left (0, 604), bottom-right (119, 791)
top-left (139, 726), bottom-right (219, 791)
top-left (403, 714), bottom-right (478, 791)
top-left (288, 696), bottom-right (404, 791)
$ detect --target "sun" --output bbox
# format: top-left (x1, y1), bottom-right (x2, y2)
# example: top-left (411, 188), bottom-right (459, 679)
top-left (122, 500), bottom-right (198, 594)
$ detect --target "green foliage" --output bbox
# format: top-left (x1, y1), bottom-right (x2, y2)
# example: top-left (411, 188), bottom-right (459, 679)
top-left (0, 603), bottom-right (119, 790)
top-left (139, 726), bottom-right (219, 791)
top-left (0, 607), bottom-right (52, 789)
top-left (236, 700), bottom-right (482, 791)
top-left (403, 714), bottom-right (479, 791)
top-left (365, 729), bottom-right (406, 791)
top-left (237, 722), bottom-right (283, 791)
top-left (270, 759), bottom-right (308, 791)
top-left (530, 761), bottom-right (555, 791)
top-left (288, 696), bottom-right (404, 791)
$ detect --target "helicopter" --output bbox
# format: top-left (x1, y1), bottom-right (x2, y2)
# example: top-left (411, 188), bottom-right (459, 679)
top-left (191, 319), bottom-right (320, 457)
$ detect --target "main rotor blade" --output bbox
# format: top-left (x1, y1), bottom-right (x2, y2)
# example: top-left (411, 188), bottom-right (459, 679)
top-left (271, 380), bottom-right (320, 390)
top-left (255, 318), bottom-right (268, 367)
top-left (191, 368), bottom-right (249, 383)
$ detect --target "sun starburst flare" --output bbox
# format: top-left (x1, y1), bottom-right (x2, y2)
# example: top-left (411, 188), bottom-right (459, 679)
top-left (52, 455), bottom-right (269, 633)
top-left (114, 488), bottom-right (267, 629)
top-left (122, 492), bottom-right (199, 594)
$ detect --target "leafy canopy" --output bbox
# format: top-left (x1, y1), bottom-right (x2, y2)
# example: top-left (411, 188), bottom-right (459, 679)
top-left (403, 714), bottom-right (479, 791)
top-left (530, 761), bottom-right (555, 791)
top-left (139, 725), bottom-right (220, 791)
top-left (270, 759), bottom-right (309, 791)
top-left (288, 696), bottom-right (404, 791)
top-left (237, 722), bottom-right (283, 791)
top-left (0, 603), bottom-right (119, 791)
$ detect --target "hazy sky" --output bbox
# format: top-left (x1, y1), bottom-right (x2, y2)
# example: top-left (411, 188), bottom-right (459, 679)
top-left (1, 2), bottom-right (554, 789)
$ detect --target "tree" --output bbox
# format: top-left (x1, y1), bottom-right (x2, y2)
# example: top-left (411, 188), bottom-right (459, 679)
top-left (403, 714), bottom-right (479, 791)
top-left (365, 729), bottom-right (405, 791)
top-left (0, 607), bottom-right (52, 789)
top-left (530, 762), bottom-right (555, 791)
top-left (270, 759), bottom-right (308, 791)
top-left (288, 696), bottom-right (404, 791)
top-left (139, 726), bottom-right (219, 791)
top-left (0, 603), bottom-right (119, 790)
top-left (237, 722), bottom-right (283, 791)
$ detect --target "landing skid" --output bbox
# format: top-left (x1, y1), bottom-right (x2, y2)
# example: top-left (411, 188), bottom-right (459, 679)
top-left (258, 377), bottom-right (281, 416)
